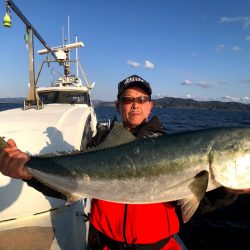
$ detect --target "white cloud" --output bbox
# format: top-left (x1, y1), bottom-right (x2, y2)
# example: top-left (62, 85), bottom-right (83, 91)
top-left (221, 95), bottom-right (239, 102)
top-left (220, 16), bottom-right (250, 29)
top-left (232, 46), bottom-right (241, 51)
top-left (220, 95), bottom-right (250, 103)
top-left (216, 44), bottom-right (225, 52)
top-left (221, 96), bottom-right (249, 103)
top-left (181, 80), bottom-right (192, 86)
top-left (242, 79), bottom-right (250, 84)
top-left (127, 60), bottom-right (155, 69)
top-left (196, 82), bottom-right (213, 88)
top-left (241, 96), bottom-right (250, 103)
top-left (152, 93), bottom-right (166, 99)
top-left (144, 60), bottom-right (155, 69)
top-left (245, 35), bottom-right (250, 41)
top-left (186, 94), bottom-right (192, 99)
top-left (127, 60), bottom-right (140, 68)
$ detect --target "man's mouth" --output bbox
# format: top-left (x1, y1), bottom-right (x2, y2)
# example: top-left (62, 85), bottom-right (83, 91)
top-left (129, 112), bottom-right (142, 115)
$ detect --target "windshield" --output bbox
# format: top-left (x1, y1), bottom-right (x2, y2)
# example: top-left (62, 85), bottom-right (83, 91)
top-left (38, 91), bottom-right (90, 105)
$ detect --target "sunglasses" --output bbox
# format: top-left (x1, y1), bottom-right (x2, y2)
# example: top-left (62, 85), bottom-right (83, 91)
top-left (120, 96), bottom-right (150, 104)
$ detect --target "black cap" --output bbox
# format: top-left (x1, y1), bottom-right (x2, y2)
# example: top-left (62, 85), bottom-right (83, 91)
top-left (117, 74), bottom-right (152, 100)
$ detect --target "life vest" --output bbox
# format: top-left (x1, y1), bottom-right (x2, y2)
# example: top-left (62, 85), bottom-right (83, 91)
top-left (90, 199), bottom-right (180, 246)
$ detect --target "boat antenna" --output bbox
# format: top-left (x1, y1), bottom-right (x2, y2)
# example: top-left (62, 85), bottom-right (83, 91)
top-left (67, 16), bottom-right (70, 45)
top-left (75, 35), bottom-right (79, 78)
top-left (62, 25), bottom-right (65, 46)
top-left (64, 16), bottom-right (71, 77)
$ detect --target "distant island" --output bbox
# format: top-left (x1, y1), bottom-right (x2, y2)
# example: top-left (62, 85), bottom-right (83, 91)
top-left (1, 97), bottom-right (250, 112)
top-left (0, 97), bottom-right (25, 104)
top-left (92, 97), bottom-right (250, 112)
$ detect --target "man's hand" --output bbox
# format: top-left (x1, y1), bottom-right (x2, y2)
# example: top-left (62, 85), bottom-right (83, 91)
top-left (0, 139), bottom-right (33, 180)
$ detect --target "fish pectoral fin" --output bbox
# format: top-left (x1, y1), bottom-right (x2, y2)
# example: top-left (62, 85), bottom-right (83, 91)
top-left (178, 170), bottom-right (209, 223)
top-left (178, 195), bottom-right (199, 224)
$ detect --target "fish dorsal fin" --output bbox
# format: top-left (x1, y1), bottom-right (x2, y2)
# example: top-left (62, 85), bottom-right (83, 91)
top-left (87, 121), bottom-right (137, 152)
top-left (33, 122), bottom-right (136, 158)
top-left (33, 149), bottom-right (81, 158)
top-left (178, 170), bottom-right (209, 223)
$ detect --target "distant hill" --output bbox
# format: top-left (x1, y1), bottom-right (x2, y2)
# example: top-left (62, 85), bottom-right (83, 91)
top-left (93, 97), bottom-right (250, 112)
top-left (1, 97), bottom-right (250, 112)
top-left (92, 100), bottom-right (115, 107)
top-left (152, 97), bottom-right (250, 112)
top-left (0, 97), bottom-right (24, 104)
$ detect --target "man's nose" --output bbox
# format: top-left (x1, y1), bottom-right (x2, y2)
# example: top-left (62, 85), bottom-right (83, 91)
top-left (131, 102), bottom-right (139, 109)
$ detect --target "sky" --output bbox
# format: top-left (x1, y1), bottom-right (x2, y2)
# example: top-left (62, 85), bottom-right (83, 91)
top-left (0, 0), bottom-right (250, 103)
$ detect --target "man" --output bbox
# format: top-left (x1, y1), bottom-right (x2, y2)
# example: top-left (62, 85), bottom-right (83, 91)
top-left (86, 75), bottom-right (184, 249)
top-left (0, 75), bottom-right (184, 249)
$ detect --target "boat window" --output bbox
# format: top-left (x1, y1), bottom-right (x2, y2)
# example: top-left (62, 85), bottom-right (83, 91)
top-left (38, 91), bottom-right (90, 105)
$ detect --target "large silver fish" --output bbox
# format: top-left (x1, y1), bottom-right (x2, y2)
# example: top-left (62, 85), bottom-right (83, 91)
top-left (1, 124), bottom-right (250, 222)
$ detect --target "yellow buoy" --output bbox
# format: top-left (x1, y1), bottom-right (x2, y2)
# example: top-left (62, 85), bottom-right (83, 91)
top-left (3, 12), bottom-right (11, 27)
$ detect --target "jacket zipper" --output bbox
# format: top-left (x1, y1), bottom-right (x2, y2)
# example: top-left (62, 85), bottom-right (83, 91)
top-left (123, 204), bottom-right (128, 243)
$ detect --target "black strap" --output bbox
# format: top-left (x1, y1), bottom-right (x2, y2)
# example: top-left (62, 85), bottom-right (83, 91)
top-left (88, 224), bottom-right (171, 250)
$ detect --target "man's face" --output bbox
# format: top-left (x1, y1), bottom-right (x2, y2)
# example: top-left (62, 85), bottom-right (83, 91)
top-left (117, 86), bottom-right (153, 130)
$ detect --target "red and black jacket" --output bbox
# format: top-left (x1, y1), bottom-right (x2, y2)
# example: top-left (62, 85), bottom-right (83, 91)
top-left (90, 200), bottom-right (180, 246)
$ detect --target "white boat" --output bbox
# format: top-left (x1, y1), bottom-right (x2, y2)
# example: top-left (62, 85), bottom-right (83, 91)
top-left (0, 51), bottom-right (95, 250)
top-left (0, 1), bottom-right (96, 249)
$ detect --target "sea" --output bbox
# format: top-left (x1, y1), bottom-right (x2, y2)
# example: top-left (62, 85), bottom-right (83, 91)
top-left (1, 104), bottom-right (250, 250)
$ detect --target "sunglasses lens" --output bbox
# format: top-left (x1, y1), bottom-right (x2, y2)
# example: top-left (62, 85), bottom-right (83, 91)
top-left (137, 96), bottom-right (149, 103)
top-left (120, 96), bottom-right (150, 104)
top-left (121, 97), bottom-right (134, 104)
